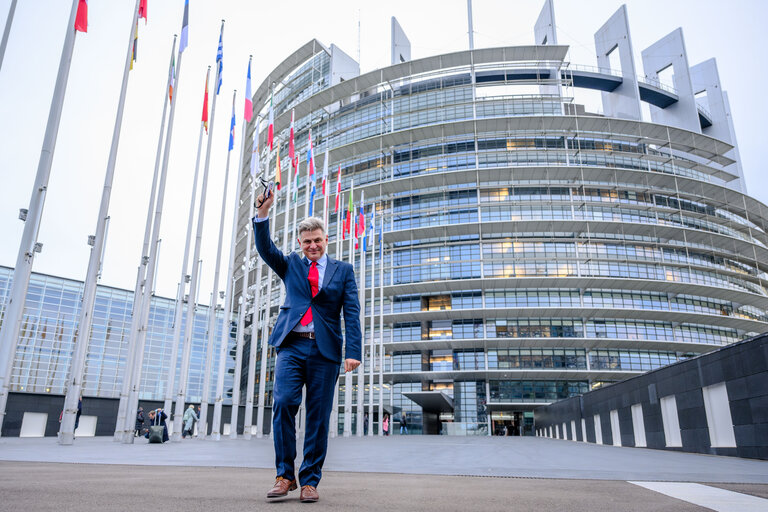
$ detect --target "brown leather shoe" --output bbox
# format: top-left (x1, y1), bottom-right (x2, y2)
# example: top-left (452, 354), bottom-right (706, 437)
top-left (266, 477), bottom-right (297, 499)
top-left (300, 485), bottom-right (319, 503)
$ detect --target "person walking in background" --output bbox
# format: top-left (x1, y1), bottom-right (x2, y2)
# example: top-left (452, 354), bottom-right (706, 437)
top-left (182, 404), bottom-right (198, 439)
top-left (147, 408), bottom-right (169, 443)
top-left (75, 397), bottom-right (82, 430)
top-left (400, 412), bottom-right (408, 435)
top-left (364, 412), bottom-right (369, 436)
top-left (253, 188), bottom-right (361, 503)
top-left (383, 413), bottom-right (389, 436)
top-left (135, 407), bottom-right (145, 437)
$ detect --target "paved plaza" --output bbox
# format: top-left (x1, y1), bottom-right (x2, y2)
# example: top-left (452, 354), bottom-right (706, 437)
top-left (0, 435), bottom-right (766, 511)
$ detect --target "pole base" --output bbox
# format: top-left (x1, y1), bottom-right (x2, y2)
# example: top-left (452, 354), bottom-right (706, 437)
top-left (58, 432), bottom-right (75, 445)
top-left (210, 433), bottom-right (220, 441)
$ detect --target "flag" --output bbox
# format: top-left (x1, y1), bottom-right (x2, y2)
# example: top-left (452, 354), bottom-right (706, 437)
top-left (178, 0), bottom-right (189, 53)
top-left (275, 144), bottom-right (282, 191)
top-left (368, 207), bottom-right (376, 255)
top-left (307, 130), bottom-right (314, 180)
top-left (202, 73), bottom-right (209, 133)
top-left (342, 194), bottom-right (348, 240)
top-left (168, 53), bottom-right (176, 102)
top-left (244, 59), bottom-right (253, 122)
top-left (289, 109), bottom-right (295, 164)
top-left (345, 191), bottom-right (353, 240)
top-left (358, 196), bottom-right (366, 251)
top-left (228, 104), bottom-right (235, 151)
top-left (75, 0), bottom-right (88, 32)
top-left (215, 30), bottom-right (223, 95)
top-left (354, 214), bottom-right (359, 250)
top-left (334, 165), bottom-right (341, 213)
top-left (250, 123), bottom-right (260, 178)
top-left (138, 0), bottom-right (148, 23)
top-left (293, 150), bottom-right (299, 201)
top-left (130, 19), bottom-right (138, 70)
top-left (308, 183), bottom-right (316, 216)
top-left (321, 149), bottom-right (329, 196)
top-left (267, 95), bottom-right (274, 150)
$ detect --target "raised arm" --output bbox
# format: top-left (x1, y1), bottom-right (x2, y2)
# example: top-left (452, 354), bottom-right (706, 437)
top-left (252, 189), bottom-right (288, 279)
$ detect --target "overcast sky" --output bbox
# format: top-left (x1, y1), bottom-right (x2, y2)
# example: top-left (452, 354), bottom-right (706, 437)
top-left (1, 0), bottom-right (766, 306)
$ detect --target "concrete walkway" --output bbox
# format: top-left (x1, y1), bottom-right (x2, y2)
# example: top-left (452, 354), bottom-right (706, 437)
top-left (1, 435), bottom-right (766, 483)
top-left (0, 436), bottom-right (766, 511)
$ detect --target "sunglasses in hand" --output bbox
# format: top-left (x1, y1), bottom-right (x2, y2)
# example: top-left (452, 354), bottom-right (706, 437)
top-left (256, 177), bottom-right (274, 209)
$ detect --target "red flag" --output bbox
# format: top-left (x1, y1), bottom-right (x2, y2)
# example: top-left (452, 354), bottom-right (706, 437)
top-left (202, 74), bottom-right (209, 133)
top-left (334, 165), bottom-right (342, 213)
top-left (275, 145), bottom-right (282, 191)
top-left (267, 95), bottom-right (274, 150)
top-left (244, 59), bottom-right (253, 122)
top-left (75, 0), bottom-right (88, 32)
top-left (289, 109), bottom-right (295, 165)
top-left (138, 0), bottom-right (148, 23)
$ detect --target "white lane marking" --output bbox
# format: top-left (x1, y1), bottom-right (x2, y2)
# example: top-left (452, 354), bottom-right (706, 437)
top-left (628, 481), bottom-right (768, 512)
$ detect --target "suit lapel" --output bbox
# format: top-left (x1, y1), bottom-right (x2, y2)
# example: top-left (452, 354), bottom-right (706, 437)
top-left (321, 257), bottom-right (339, 292)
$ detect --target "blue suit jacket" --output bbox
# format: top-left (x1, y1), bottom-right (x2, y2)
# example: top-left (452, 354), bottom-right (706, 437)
top-left (253, 218), bottom-right (362, 363)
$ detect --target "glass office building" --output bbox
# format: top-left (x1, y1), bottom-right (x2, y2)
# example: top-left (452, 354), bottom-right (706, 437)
top-left (236, 3), bottom-right (768, 437)
top-left (0, 266), bottom-right (235, 404)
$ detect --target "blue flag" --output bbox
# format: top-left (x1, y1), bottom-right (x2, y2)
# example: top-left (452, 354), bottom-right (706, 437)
top-left (228, 110), bottom-right (235, 151)
top-left (308, 184), bottom-right (316, 216)
top-left (215, 31), bottom-right (223, 94)
top-left (179, 0), bottom-right (189, 53)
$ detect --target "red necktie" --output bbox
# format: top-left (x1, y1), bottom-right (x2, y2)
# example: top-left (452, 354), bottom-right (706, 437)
top-left (300, 261), bottom-right (319, 326)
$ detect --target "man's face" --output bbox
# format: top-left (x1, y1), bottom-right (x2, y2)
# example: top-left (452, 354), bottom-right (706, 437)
top-left (298, 228), bottom-right (328, 262)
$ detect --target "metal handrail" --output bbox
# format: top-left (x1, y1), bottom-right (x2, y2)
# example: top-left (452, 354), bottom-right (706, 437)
top-left (637, 75), bottom-right (677, 95)
top-left (565, 63), bottom-right (622, 78)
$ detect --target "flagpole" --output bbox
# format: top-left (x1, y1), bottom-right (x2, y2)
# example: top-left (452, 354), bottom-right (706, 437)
top-left (111, 35), bottom-right (174, 442)
top-left (357, 191), bottom-right (366, 437)
top-left (164, 67), bottom-right (209, 415)
top-left (120, 4), bottom-right (190, 444)
top-left (255, 124), bottom-right (274, 439)
top-left (59, 0), bottom-right (142, 445)
top-left (378, 220), bottom-right (384, 436)
top-left (330, 188), bottom-right (342, 438)
top-left (0, 0), bottom-right (81, 437)
top-left (254, 254), bottom-right (274, 438)
top-left (291, 155), bottom-right (300, 247)
top-left (0, 0), bottom-right (18, 72)
top-left (229, 267), bottom-right (248, 439)
top-left (322, 149), bottom-right (329, 228)
top-left (344, 182), bottom-right (354, 437)
top-left (199, 89), bottom-right (236, 439)
top-left (304, 131), bottom-right (312, 219)
top-left (172, 19), bottom-right (225, 442)
top-left (282, 150), bottom-right (292, 256)
top-left (231, 115), bottom-right (260, 440)
top-left (213, 67), bottom-right (254, 442)
top-left (367, 205), bottom-right (375, 436)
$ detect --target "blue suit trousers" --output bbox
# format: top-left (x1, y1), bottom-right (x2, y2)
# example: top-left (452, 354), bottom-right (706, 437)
top-left (273, 335), bottom-right (339, 487)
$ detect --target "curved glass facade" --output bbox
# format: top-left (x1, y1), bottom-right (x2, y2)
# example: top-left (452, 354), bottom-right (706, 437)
top-left (0, 266), bottom-right (235, 404)
top-left (236, 40), bottom-right (768, 436)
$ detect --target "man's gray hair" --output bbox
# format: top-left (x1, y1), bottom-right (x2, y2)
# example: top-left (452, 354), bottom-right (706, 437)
top-left (297, 216), bottom-right (326, 236)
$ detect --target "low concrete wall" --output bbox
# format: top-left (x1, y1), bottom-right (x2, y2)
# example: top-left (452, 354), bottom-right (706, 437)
top-left (534, 333), bottom-right (768, 460)
top-left (1, 393), bottom-right (266, 438)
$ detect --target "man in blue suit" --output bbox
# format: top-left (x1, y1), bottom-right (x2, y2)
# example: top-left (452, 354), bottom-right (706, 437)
top-left (253, 189), bottom-right (361, 503)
